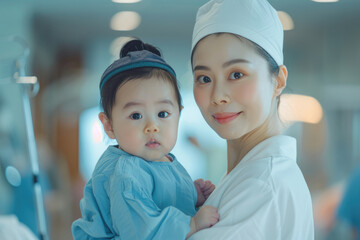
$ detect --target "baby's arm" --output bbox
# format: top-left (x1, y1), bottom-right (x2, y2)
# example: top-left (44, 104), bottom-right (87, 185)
top-left (186, 205), bottom-right (219, 239)
top-left (111, 176), bottom-right (197, 240)
top-left (194, 179), bottom-right (216, 207)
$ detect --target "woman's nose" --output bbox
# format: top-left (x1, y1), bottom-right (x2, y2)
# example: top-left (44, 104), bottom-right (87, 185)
top-left (211, 84), bottom-right (231, 105)
top-left (144, 121), bottom-right (160, 133)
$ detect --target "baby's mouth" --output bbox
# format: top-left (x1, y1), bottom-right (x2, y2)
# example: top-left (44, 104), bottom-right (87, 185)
top-left (145, 139), bottom-right (161, 148)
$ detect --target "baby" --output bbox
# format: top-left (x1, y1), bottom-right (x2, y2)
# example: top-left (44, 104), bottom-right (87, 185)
top-left (72, 39), bottom-right (219, 239)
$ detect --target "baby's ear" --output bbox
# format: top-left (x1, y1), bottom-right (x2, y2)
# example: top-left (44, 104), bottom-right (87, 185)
top-left (99, 112), bottom-right (116, 139)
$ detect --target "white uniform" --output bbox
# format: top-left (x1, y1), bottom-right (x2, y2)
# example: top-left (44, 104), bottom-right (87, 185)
top-left (190, 135), bottom-right (314, 240)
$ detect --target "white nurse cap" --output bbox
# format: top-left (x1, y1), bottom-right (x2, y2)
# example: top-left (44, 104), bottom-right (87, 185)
top-left (191, 0), bottom-right (284, 66)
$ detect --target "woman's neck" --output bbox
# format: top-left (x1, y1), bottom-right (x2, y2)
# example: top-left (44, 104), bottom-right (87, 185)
top-left (226, 106), bottom-right (282, 174)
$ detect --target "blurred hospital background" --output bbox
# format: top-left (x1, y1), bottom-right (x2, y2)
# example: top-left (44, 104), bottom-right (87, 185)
top-left (1, 0), bottom-right (360, 239)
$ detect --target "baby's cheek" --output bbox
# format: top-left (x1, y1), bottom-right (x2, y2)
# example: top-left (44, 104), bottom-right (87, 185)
top-left (164, 122), bottom-right (179, 150)
top-left (119, 129), bottom-right (141, 151)
top-left (126, 136), bottom-right (139, 147)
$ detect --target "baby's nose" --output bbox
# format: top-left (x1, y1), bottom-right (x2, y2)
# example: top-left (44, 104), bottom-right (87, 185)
top-left (144, 122), bottom-right (159, 133)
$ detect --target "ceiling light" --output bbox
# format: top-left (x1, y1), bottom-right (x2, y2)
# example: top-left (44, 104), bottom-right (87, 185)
top-left (110, 11), bottom-right (141, 31)
top-left (279, 94), bottom-right (323, 124)
top-left (112, 0), bottom-right (142, 3)
top-left (277, 11), bottom-right (294, 31)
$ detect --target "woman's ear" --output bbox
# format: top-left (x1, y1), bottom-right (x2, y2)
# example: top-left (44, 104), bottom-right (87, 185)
top-left (99, 112), bottom-right (116, 139)
top-left (274, 65), bottom-right (288, 97)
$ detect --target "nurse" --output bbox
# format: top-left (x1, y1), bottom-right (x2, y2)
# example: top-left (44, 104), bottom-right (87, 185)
top-left (190, 0), bottom-right (314, 239)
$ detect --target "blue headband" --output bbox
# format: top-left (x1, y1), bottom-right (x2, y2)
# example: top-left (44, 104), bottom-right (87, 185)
top-left (99, 50), bottom-right (177, 91)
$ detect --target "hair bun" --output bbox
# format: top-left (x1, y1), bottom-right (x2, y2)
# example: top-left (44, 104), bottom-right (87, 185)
top-left (120, 39), bottom-right (161, 58)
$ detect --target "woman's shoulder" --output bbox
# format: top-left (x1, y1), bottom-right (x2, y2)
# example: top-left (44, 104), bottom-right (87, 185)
top-left (231, 135), bottom-right (299, 186)
top-left (239, 154), bottom-right (306, 193)
top-left (223, 153), bottom-right (301, 196)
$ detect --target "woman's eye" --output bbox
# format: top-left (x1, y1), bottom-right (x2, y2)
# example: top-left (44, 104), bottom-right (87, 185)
top-left (197, 75), bottom-right (211, 84)
top-left (158, 111), bottom-right (169, 118)
top-left (130, 113), bottom-right (142, 120)
top-left (229, 72), bottom-right (243, 80)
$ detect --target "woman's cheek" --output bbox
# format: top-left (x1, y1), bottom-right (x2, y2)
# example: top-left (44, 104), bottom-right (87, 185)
top-left (193, 88), bottom-right (208, 110)
top-left (232, 81), bottom-right (256, 104)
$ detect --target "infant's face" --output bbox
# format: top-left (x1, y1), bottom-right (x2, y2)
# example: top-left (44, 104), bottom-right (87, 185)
top-left (110, 77), bottom-right (180, 162)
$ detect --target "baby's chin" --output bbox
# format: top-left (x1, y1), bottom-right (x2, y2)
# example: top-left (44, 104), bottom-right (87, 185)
top-left (142, 154), bottom-right (171, 162)
top-left (136, 150), bottom-right (171, 162)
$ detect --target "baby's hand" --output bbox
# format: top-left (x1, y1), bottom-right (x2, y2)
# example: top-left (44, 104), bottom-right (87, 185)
top-left (194, 179), bottom-right (215, 207)
top-left (187, 205), bottom-right (219, 238)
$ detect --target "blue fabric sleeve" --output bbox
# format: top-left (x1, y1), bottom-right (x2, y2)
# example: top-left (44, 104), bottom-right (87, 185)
top-left (110, 176), bottom-right (191, 240)
top-left (72, 178), bottom-right (114, 239)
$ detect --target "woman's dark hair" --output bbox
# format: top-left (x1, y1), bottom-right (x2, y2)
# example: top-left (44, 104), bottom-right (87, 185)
top-left (248, 38), bottom-right (280, 77)
top-left (236, 35), bottom-right (282, 107)
top-left (100, 39), bottom-right (182, 118)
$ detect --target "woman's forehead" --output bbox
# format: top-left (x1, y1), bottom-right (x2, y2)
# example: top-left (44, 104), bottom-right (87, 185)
top-left (192, 34), bottom-right (259, 66)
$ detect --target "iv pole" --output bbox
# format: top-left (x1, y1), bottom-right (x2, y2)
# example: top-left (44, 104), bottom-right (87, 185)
top-left (1, 36), bottom-right (48, 240)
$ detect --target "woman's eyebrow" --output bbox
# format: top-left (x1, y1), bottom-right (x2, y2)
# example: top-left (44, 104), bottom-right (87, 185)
top-left (193, 59), bottom-right (251, 72)
top-left (223, 59), bottom-right (251, 68)
top-left (193, 65), bottom-right (210, 72)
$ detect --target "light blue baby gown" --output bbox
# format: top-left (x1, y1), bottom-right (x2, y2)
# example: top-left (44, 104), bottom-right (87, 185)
top-left (72, 145), bottom-right (197, 240)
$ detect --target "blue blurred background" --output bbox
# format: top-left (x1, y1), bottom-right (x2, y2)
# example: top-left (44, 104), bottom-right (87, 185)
top-left (1, 0), bottom-right (360, 239)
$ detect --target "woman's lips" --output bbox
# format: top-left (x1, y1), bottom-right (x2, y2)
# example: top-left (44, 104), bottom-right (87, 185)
top-left (213, 112), bottom-right (242, 124)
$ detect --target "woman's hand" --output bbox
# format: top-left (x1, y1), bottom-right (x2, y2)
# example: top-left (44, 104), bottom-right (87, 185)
top-left (186, 205), bottom-right (219, 239)
top-left (194, 179), bottom-right (215, 208)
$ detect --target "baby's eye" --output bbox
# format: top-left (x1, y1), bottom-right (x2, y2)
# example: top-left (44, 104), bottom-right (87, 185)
top-left (197, 75), bottom-right (211, 84)
top-left (158, 111), bottom-right (169, 118)
top-left (229, 72), bottom-right (243, 80)
top-left (130, 113), bottom-right (142, 120)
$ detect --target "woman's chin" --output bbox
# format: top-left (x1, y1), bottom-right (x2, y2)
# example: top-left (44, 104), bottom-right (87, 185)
top-left (215, 128), bottom-right (244, 140)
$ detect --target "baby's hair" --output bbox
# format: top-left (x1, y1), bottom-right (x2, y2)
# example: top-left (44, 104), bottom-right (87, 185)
top-left (100, 39), bottom-right (182, 119)
top-left (120, 39), bottom-right (161, 58)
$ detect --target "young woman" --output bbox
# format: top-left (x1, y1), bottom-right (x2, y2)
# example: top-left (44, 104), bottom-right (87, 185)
top-left (189, 0), bottom-right (314, 239)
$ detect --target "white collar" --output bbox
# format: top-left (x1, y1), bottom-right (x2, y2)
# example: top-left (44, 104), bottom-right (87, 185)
top-left (235, 135), bottom-right (297, 168)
